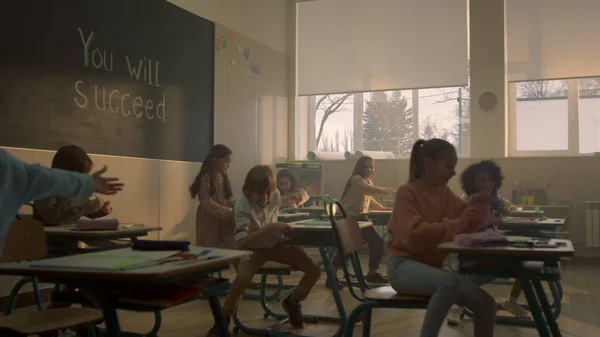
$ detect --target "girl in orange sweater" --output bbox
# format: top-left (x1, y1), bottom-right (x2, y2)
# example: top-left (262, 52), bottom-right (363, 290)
top-left (387, 139), bottom-right (497, 337)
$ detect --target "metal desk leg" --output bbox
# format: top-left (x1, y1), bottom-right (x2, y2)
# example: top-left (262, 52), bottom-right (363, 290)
top-left (532, 279), bottom-right (562, 337)
top-left (207, 294), bottom-right (231, 337)
top-left (520, 276), bottom-right (550, 337)
top-left (101, 304), bottom-right (123, 337)
top-left (317, 242), bottom-right (346, 337)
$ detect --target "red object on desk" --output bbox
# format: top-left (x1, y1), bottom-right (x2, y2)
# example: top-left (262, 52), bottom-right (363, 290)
top-left (119, 279), bottom-right (228, 307)
top-left (157, 253), bottom-right (199, 264)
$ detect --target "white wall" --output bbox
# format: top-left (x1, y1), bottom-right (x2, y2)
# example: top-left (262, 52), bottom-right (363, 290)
top-left (168, 0), bottom-right (288, 55)
top-left (0, 0), bottom-right (291, 298)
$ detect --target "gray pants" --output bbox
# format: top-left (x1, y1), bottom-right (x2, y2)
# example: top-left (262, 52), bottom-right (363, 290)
top-left (388, 257), bottom-right (496, 337)
top-left (332, 226), bottom-right (383, 271)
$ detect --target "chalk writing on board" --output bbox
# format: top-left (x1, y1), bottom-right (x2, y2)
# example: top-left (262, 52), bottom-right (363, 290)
top-left (74, 27), bottom-right (167, 122)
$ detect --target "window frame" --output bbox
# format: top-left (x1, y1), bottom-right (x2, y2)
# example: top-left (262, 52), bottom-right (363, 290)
top-left (305, 89), bottom-right (467, 159)
top-left (508, 79), bottom-right (581, 157)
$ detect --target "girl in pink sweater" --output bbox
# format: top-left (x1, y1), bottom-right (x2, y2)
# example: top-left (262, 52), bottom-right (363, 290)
top-left (387, 139), bottom-right (496, 337)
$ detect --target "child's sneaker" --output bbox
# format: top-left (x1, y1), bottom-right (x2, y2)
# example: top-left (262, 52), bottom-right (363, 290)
top-left (502, 298), bottom-right (529, 318)
top-left (446, 304), bottom-right (464, 325)
top-left (282, 294), bottom-right (305, 329)
top-left (205, 316), bottom-right (231, 337)
top-left (365, 272), bottom-right (388, 284)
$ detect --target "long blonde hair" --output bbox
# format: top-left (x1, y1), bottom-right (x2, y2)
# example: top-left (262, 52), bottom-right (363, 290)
top-left (341, 156), bottom-right (373, 200)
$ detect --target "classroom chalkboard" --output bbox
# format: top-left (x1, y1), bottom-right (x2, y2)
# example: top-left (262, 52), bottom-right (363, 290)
top-left (0, 0), bottom-right (214, 162)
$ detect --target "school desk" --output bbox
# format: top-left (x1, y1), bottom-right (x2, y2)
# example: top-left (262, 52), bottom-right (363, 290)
top-left (231, 219), bottom-right (373, 337)
top-left (509, 209), bottom-right (545, 218)
top-left (501, 217), bottom-right (566, 238)
top-left (45, 224), bottom-right (162, 255)
top-left (277, 212), bottom-right (312, 223)
top-left (438, 237), bottom-right (575, 337)
top-left (0, 247), bottom-right (249, 337)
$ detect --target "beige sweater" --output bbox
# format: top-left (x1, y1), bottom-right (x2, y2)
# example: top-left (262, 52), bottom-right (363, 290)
top-left (340, 175), bottom-right (394, 216)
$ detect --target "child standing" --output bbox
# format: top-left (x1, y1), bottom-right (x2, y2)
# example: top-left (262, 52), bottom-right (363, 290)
top-left (189, 144), bottom-right (235, 249)
top-left (277, 169), bottom-right (310, 208)
top-left (387, 139), bottom-right (497, 337)
top-left (205, 165), bottom-right (321, 336)
top-left (329, 156), bottom-right (395, 289)
top-left (0, 148), bottom-right (122, 259)
top-left (34, 145), bottom-right (112, 225)
top-left (445, 160), bottom-right (528, 325)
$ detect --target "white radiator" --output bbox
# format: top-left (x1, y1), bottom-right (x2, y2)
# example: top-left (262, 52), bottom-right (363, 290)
top-left (585, 201), bottom-right (600, 247)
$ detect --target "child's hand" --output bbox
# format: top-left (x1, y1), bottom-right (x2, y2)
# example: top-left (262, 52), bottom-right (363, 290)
top-left (386, 188), bottom-right (396, 194)
top-left (101, 201), bottom-right (113, 214)
top-left (457, 207), bottom-right (481, 231)
top-left (92, 197), bottom-right (104, 212)
top-left (487, 217), bottom-right (503, 227)
top-left (268, 222), bottom-right (293, 234)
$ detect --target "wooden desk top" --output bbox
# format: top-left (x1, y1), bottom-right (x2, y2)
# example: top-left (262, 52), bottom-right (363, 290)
top-left (44, 224), bottom-right (161, 238)
top-left (438, 237), bottom-right (574, 258)
top-left (289, 219), bottom-right (372, 232)
top-left (502, 217), bottom-right (564, 226)
top-left (509, 210), bottom-right (544, 216)
top-left (0, 247), bottom-right (250, 282)
top-left (277, 212), bottom-right (311, 219)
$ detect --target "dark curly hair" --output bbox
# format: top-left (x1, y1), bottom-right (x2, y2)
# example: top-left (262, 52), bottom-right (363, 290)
top-left (460, 160), bottom-right (504, 196)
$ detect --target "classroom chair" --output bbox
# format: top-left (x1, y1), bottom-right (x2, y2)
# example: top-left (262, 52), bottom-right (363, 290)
top-left (324, 199), bottom-right (430, 337)
top-left (0, 219), bottom-right (103, 337)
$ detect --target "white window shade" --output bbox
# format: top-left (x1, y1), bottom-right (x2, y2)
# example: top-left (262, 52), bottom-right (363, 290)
top-left (296, 0), bottom-right (468, 96)
top-left (507, 0), bottom-right (600, 82)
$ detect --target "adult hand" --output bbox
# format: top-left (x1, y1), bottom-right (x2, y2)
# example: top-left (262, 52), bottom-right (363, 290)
top-left (91, 166), bottom-right (124, 195)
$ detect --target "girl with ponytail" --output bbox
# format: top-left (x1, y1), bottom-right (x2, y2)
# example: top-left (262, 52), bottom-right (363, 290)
top-left (387, 138), bottom-right (497, 337)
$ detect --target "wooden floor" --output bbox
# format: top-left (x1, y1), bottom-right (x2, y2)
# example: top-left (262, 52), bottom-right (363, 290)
top-left (20, 256), bottom-right (600, 336)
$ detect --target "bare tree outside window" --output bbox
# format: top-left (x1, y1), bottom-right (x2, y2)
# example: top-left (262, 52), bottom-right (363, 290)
top-left (315, 94), bottom-right (353, 150)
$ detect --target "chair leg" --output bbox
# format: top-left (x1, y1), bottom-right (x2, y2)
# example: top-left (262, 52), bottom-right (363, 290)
top-left (344, 304), bottom-right (367, 337)
top-left (5, 278), bottom-right (31, 315)
top-left (32, 277), bottom-right (44, 310)
top-left (361, 308), bottom-right (372, 337)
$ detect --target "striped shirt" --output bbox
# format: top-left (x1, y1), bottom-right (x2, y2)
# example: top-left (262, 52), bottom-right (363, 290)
top-left (233, 189), bottom-right (283, 250)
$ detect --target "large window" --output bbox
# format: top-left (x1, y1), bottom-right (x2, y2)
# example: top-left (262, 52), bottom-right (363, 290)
top-left (509, 78), bottom-right (600, 156)
top-left (305, 87), bottom-right (470, 159)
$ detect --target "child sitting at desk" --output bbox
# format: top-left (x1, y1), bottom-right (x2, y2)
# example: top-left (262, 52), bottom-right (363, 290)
top-left (328, 156), bottom-right (395, 289)
top-left (445, 160), bottom-right (528, 325)
top-left (206, 165), bottom-right (321, 336)
top-left (33, 145), bottom-right (113, 225)
top-left (388, 139), bottom-right (496, 337)
top-left (189, 144), bottom-right (235, 249)
top-left (0, 148), bottom-right (122, 258)
top-left (277, 169), bottom-right (309, 208)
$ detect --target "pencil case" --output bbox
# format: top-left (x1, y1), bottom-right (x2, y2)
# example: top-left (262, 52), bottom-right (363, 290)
top-left (132, 239), bottom-right (190, 251)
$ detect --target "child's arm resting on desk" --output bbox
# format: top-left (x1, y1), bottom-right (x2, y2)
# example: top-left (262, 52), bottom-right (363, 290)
top-left (234, 212), bottom-right (288, 250)
top-left (391, 188), bottom-right (460, 254)
top-left (352, 175), bottom-right (394, 196)
top-left (33, 197), bottom-right (101, 224)
top-left (199, 174), bottom-right (232, 219)
top-left (368, 197), bottom-right (387, 211)
top-left (1, 149), bottom-right (95, 205)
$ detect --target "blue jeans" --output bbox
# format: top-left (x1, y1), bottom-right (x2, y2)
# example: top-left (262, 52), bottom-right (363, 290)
top-left (388, 257), bottom-right (496, 337)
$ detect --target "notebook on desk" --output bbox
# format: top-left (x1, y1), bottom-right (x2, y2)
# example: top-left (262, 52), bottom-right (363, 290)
top-left (30, 250), bottom-right (177, 271)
